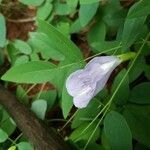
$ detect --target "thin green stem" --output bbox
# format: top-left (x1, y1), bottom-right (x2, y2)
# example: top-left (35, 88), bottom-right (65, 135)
top-left (117, 52), bottom-right (136, 62)
top-left (83, 108), bottom-right (108, 150)
top-left (21, 84), bottom-right (36, 99)
top-left (36, 83), bottom-right (46, 99)
top-left (59, 109), bottom-right (79, 132)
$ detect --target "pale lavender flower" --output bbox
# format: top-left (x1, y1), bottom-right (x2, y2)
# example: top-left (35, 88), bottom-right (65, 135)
top-left (66, 56), bottom-right (121, 108)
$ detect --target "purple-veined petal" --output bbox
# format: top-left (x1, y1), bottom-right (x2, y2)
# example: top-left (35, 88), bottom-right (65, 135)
top-left (73, 88), bottom-right (95, 108)
top-left (66, 69), bottom-right (84, 96)
top-left (66, 69), bottom-right (96, 97)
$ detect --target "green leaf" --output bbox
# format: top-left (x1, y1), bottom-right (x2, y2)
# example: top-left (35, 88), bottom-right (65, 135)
top-left (111, 69), bottom-right (129, 105)
top-left (90, 41), bottom-right (120, 54)
top-left (30, 52), bottom-right (39, 61)
top-left (123, 105), bottom-right (150, 147)
top-left (102, 1), bottom-right (126, 28)
top-left (104, 111), bottom-right (132, 150)
top-left (56, 22), bottom-right (70, 38)
top-left (14, 55), bottom-right (29, 66)
top-left (129, 82), bottom-right (150, 104)
top-left (28, 32), bottom-right (65, 61)
top-left (31, 99), bottom-right (47, 120)
top-left (87, 21), bottom-right (106, 44)
top-left (129, 56), bottom-right (144, 82)
top-left (36, 90), bottom-right (56, 110)
top-left (1, 61), bottom-right (56, 83)
top-left (13, 40), bottom-right (32, 55)
top-left (37, 19), bottom-right (83, 62)
top-left (101, 130), bottom-right (111, 150)
top-left (0, 14), bottom-right (6, 47)
top-left (69, 122), bottom-right (100, 142)
top-left (0, 128), bottom-right (8, 143)
top-left (37, 0), bottom-right (53, 20)
top-left (122, 14), bottom-right (146, 50)
top-left (7, 44), bottom-right (18, 65)
top-left (80, 0), bottom-right (99, 4)
top-left (1, 110), bottom-right (16, 136)
top-left (54, 2), bottom-right (71, 15)
top-left (128, 0), bottom-right (150, 18)
top-left (16, 85), bottom-right (29, 105)
top-left (19, 0), bottom-right (44, 6)
top-left (17, 142), bottom-right (33, 150)
top-left (61, 84), bottom-right (73, 119)
top-left (70, 19), bottom-right (82, 33)
top-left (79, 2), bottom-right (99, 27)
top-left (72, 99), bottom-right (100, 128)
top-left (66, 0), bottom-right (78, 6)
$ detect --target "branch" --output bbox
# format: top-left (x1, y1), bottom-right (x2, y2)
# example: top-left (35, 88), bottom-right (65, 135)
top-left (0, 85), bottom-right (69, 150)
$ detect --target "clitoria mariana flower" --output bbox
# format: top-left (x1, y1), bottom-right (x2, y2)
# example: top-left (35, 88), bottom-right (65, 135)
top-left (66, 56), bottom-right (121, 108)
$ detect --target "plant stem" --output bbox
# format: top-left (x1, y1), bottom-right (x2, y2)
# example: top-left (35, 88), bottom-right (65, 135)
top-left (117, 52), bottom-right (136, 62)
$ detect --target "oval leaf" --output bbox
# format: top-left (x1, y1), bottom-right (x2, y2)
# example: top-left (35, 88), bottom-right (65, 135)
top-left (0, 128), bottom-right (8, 143)
top-left (17, 142), bottom-right (33, 150)
top-left (128, 0), bottom-right (150, 18)
top-left (13, 40), bottom-right (32, 55)
top-left (104, 111), bottom-right (132, 150)
top-left (1, 61), bottom-right (56, 83)
top-left (79, 2), bottom-right (99, 27)
top-left (31, 99), bottom-right (47, 120)
top-left (129, 82), bottom-right (150, 104)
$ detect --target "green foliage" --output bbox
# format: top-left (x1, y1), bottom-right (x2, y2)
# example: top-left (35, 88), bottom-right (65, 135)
top-left (37, 0), bottom-right (53, 20)
top-left (0, 14), bottom-right (6, 47)
top-left (69, 121), bottom-right (100, 142)
top-left (128, 0), bottom-right (150, 18)
top-left (13, 40), bottom-right (32, 55)
top-left (104, 111), bottom-right (132, 150)
top-left (0, 129), bottom-right (8, 143)
top-left (124, 105), bottom-right (150, 147)
top-left (19, 0), bottom-right (44, 6)
top-left (71, 100), bottom-right (100, 128)
top-left (121, 16), bottom-right (146, 50)
top-left (31, 99), bottom-right (47, 120)
top-left (36, 90), bottom-right (57, 110)
top-left (17, 142), bottom-right (33, 150)
top-left (111, 69), bottom-right (129, 105)
top-left (61, 85), bottom-right (73, 119)
top-left (129, 82), bottom-right (150, 104)
top-left (1, 61), bottom-right (56, 83)
top-left (16, 85), bottom-right (29, 104)
top-left (28, 32), bottom-right (65, 61)
top-left (79, 2), bottom-right (99, 27)
top-left (0, 0), bottom-right (150, 149)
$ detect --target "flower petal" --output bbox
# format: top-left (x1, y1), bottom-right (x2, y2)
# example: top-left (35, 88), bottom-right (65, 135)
top-left (73, 92), bottom-right (94, 108)
top-left (66, 69), bottom-right (84, 96)
top-left (94, 73), bottom-right (110, 96)
top-left (85, 56), bottom-right (121, 81)
top-left (66, 69), bottom-right (96, 97)
top-left (85, 56), bottom-right (121, 72)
